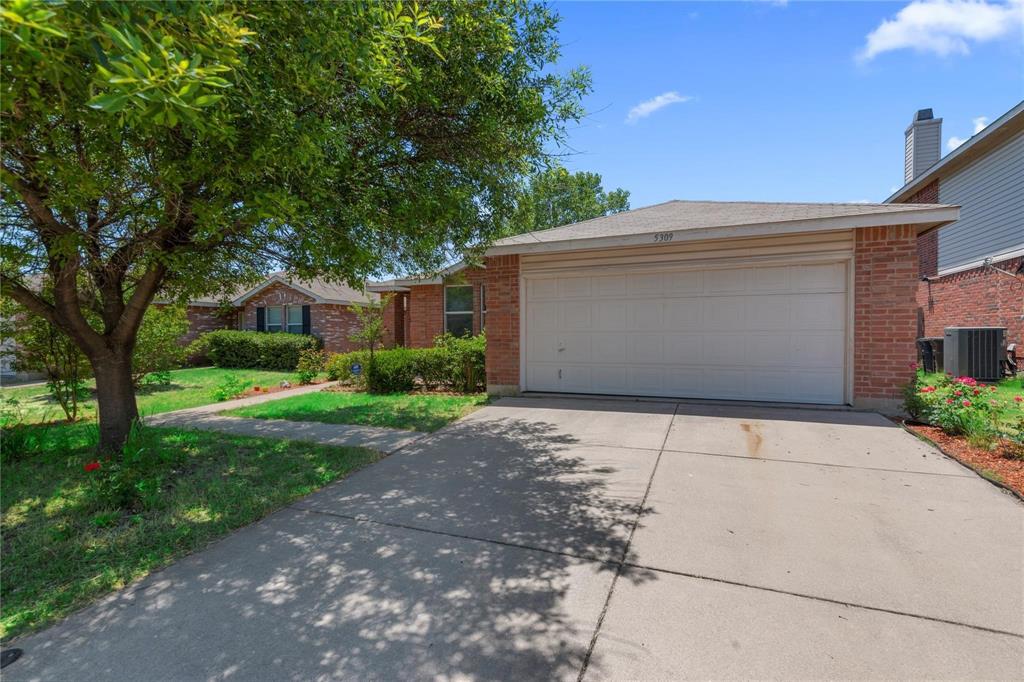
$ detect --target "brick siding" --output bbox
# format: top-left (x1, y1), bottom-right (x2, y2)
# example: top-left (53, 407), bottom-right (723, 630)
top-left (853, 225), bottom-right (920, 408)
top-left (915, 255), bottom-right (1023, 348)
top-left (404, 267), bottom-right (489, 348)
top-left (483, 255), bottom-right (520, 392)
top-left (183, 305), bottom-right (236, 346)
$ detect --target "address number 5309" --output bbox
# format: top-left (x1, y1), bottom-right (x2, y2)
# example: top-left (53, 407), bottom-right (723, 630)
top-left (653, 232), bottom-right (674, 243)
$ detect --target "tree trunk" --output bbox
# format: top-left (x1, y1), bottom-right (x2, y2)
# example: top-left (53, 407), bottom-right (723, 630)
top-left (92, 353), bottom-right (140, 454)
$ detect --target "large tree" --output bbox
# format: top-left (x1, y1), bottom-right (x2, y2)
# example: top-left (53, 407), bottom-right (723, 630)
top-left (1, 0), bottom-right (588, 451)
top-left (511, 165), bottom-right (629, 233)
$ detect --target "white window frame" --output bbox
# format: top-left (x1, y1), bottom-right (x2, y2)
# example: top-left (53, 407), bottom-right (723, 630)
top-left (286, 305), bottom-right (304, 334)
top-left (265, 305), bottom-right (283, 332)
top-left (444, 285), bottom-right (474, 337)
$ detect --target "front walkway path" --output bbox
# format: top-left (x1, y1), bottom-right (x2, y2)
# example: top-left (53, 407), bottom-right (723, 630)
top-left (144, 381), bottom-right (425, 454)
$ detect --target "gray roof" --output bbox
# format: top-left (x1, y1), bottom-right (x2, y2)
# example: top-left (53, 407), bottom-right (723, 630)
top-left (488, 199), bottom-right (957, 253)
top-left (189, 272), bottom-right (376, 306)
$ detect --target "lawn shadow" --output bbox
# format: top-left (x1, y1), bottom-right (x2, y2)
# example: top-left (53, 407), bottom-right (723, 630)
top-left (9, 413), bottom-right (658, 679)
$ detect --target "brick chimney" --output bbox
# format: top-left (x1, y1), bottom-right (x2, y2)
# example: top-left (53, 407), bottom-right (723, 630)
top-left (904, 108), bottom-right (942, 183)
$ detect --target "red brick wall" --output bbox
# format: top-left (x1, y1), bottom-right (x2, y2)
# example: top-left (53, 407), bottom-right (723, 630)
top-left (181, 305), bottom-right (236, 345)
top-left (483, 255), bottom-right (520, 391)
top-left (240, 281), bottom-right (363, 354)
top-left (404, 267), bottom-right (489, 348)
top-left (853, 225), bottom-right (920, 407)
top-left (916, 255), bottom-right (1023, 348)
top-left (381, 292), bottom-right (407, 348)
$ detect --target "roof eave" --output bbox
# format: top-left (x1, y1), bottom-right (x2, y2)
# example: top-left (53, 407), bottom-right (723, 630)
top-left (484, 206), bottom-right (960, 257)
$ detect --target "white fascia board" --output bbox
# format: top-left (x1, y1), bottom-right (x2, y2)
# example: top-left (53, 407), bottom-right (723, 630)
top-left (935, 245), bottom-right (1024, 278)
top-left (485, 206), bottom-right (960, 257)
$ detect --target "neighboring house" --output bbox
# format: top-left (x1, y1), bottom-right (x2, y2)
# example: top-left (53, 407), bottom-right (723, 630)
top-left (183, 272), bottom-right (392, 354)
top-left (373, 201), bottom-right (958, 412)
top-left (886, 102), bottom-right (1024, 350)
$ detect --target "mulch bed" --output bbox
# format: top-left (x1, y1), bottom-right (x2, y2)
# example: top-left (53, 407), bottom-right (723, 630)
top-left (902, 421), bottom-right (1024, 499)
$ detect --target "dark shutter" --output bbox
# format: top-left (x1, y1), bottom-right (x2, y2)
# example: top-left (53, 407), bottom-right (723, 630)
top-left (256, 307), bottom-right (265, 332)
top-left (301, 305), bottom-right (311, 335)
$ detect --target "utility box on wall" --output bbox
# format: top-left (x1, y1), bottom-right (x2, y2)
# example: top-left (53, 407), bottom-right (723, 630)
top-left (943, 327), bottom-right (1006, 381)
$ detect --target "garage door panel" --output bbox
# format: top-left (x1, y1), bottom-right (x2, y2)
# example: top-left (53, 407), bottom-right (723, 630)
top-left (524, 261), bottom-right (848, 404)
top-left (561, 302), bottom-right (592, 330)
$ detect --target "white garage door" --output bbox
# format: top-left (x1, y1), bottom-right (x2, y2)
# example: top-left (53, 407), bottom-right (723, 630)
top-left (524, 261), bottom-right (848, 404)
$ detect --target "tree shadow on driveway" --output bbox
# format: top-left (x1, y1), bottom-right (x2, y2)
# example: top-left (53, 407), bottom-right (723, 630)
top-left (9, 416), bottom-right (659, 681)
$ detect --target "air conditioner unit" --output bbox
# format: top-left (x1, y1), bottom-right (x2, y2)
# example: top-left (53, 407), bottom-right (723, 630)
top-left (943, 327), bottom-right (1005, 381)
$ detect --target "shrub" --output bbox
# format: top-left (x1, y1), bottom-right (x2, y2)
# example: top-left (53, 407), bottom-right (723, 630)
top-left (366, 348), bottom-right (418, 393)
top-left (212, 373), bottom-right (250, 402)
top-left (910, 373), bottom-right (1013, 449)
top-left (296, 349), bottom-right (327, 385)
top-left (434, 332), bottom-right (486, 393)
top-left (200, 330), bottom-right (321, 371)
top-left (325, 351), bottom-right (370, 384)
top-left (132, 305), bottom-right (189, 387)
top-left (415, 347), bottom-right (449, 390)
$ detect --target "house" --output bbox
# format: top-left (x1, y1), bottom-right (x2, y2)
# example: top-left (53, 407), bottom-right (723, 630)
top-left (373, 201), bottom-right (958, 412)
top-left (886, 102), bottom-right (1024, 351)
top-left (183, 272), bottom-right (394, 354)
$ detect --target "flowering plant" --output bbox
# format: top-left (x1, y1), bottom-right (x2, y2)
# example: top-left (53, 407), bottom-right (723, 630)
top-left (905, 371), bottom-right (1024, 449)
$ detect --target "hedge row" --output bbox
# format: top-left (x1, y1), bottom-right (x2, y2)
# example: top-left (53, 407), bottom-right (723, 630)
top-left (196, 330), bottom-right (321, 371)
top-left (326, 333), bottom-right (485, 393)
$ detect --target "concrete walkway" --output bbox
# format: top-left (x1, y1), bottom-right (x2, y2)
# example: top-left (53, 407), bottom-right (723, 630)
top-left (143, 381), bottom-right (425, 454)
top-left (7, 397), bottom-right (1022, 680)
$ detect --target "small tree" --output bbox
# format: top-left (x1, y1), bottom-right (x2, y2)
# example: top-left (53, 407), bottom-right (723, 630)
top-left (132, 306), bottom-right (189, 387)
top-left (349, 294), bottom-right (394, 359)
top-left (2, 305), bottom-right (89, 422)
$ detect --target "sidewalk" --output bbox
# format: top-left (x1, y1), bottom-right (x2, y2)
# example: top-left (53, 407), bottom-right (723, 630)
top-left (144, 381), bottom-right (425, 454)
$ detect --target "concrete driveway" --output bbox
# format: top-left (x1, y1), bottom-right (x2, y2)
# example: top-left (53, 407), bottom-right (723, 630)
top-left (8, 397), bottom-right (1024, 680)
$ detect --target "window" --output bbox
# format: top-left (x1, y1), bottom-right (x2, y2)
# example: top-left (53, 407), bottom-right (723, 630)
top-left (266, 306), bottom-right (283, 332)
top-left (444, 285), bottom-right (474, 337)
top-left (480, 284), bottom-right (487, 331)
top-left (287, 305), bottom-right (304, 334)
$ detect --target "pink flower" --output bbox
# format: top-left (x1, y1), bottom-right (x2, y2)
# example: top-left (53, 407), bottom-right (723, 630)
top-left (946, 398), bottom-right (955, 405)
top-left (84, 461), bottom-right (101, 472)
top-left (1015, 396), bottom-right (1023, 403)
top-left (962, 400), bottom-right (972, 407)
top-left (973, 389), bottom-right (981, 396)
top-left (908, 362), bottom-right (919, 370)
top-left (954, 390), bottom-right (963, 397)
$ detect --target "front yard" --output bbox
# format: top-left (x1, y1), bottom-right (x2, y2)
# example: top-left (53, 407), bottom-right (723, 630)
top-left (225, 389), bottom-right (489, 432)
top-left (0, 367), bottom-right (300, 425)
top-left (1, 421), bottom-right (377, 640)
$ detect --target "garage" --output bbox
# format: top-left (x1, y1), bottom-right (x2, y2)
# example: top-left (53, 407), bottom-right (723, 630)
top-left (479, 200), bottom-right (960, 410)
top-left (523, 259), bottom-right (848, 404)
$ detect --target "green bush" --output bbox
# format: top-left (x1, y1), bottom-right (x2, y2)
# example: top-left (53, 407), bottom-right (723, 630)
top-left (434, 332), bottom-right (486, 393)
top-left (296, 349), bottom-right (327, 385)
top-left (415, 347), bottom-right (449, 390)
top-left (366, 348), bottom-right (418, 393)
top-left (212, 373), bottom-right (250, 402)
top-left (325, 351), bottom-right (371, 384)
top-left (199, 330), bottom-right (321, 371)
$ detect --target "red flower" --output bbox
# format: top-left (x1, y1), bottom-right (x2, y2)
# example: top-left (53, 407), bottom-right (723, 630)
top-left (946, 398), bottom-right (954, 404)
top-left (954, 390), bottom-right (963, 396)
top-left (962, 400), bottom-right (971, 407)
top-left (1015, 396), bottom-right (1023, 403)
top-left (84, 461), bottom-right (101, 472)
top-left (972, 389), bottom-right (981, 395)
top-left (908, 362), bottom-right (919, 370)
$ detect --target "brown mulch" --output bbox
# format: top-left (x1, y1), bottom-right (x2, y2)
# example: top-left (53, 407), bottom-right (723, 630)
top-left (902, 421), bottom-right (1024, 498)
top-left (241, 378), bottom-right (329, 398)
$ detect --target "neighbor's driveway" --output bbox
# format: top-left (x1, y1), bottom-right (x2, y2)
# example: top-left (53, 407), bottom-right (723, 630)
top-left (8, 398), bottom-right (1024, 680)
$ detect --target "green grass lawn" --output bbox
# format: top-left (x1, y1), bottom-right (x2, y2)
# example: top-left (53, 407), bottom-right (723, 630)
top-left (225, 390), bottom-right (489, 432)
top-left (0, 367), bottom-right (299, 425)
top-left (1, 421), bottom-right (378, 640)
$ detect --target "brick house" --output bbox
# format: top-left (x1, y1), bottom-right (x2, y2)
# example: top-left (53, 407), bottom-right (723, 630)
top-left (184, 273), bottom-right (390, 354)
top-left (372, 201), bottom-right (958, 413)
top-left (886, 102), bottom-right (1024, 354)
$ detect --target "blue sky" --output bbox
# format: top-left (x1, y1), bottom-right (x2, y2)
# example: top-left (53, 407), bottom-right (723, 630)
top-left (548, 0), bottom-right (1024, 206)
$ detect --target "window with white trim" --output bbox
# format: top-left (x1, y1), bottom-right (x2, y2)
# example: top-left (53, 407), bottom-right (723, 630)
top-left (287, 305), bottom-right (303, 334)
top-left (266, 305), bottom-right (283, 332)
top-left (444, 285), bottom-right (474, 337)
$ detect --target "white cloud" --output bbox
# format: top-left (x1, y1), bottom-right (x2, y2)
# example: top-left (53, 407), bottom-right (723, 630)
top-left (947, 135), bottom-right (968, 150)
top-left (858, 0), bottom-right (1023, 61)
top-left (972, 115), bottom-right (990, 133)
top-left (625, 91), bottom-right (692, 124)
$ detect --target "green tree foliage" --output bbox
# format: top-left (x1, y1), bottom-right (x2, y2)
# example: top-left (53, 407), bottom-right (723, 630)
top-left (349, 294), bottom-right (394, 359)
top-left (131, 306), bottom-right (189, 387)
top-left (1, 0), bottom-right (588, 451)
top-left (510, 165), bottom-right (630, 234)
